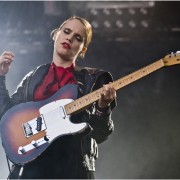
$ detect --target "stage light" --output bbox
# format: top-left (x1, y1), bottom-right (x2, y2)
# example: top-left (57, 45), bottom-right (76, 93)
top-left (90, 8), bottom-right (98, 16)
top-left (140, 8), bottom-right (148, 15)
top-left (128, 20), bottom-right (136, 28)
top-left (104, 20), bottom-right (111, 28)
top-left (128, 8), bottom-right (136, 15)
top-left (115, 8), bottom-right (123, 15)
top-left (91, 21), bottom-right (99, 28)
top-left (141, 20), bottom-right (149, 28)
top-left (103, 8), bottom-right (110, 15)
top-left (116, 20), bottom-right (123, 28)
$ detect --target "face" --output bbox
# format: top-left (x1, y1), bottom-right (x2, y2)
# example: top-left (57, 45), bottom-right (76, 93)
top-left (53, 19), bottom-right (86, 62)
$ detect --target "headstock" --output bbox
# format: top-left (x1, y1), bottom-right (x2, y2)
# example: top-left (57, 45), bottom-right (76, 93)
top-left (163, 51), bottom-right (180, 66)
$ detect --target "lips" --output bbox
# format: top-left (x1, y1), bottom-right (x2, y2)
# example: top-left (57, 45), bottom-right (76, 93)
top-left (62, 42), bottom-right (71, 49)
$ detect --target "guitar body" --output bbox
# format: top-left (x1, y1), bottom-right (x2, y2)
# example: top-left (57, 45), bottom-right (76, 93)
top-left (0, 84), bottom-right (90, 165)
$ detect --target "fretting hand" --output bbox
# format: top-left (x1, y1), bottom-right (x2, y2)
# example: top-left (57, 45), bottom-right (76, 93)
top-left (98, 83), bottom-right (116, 109)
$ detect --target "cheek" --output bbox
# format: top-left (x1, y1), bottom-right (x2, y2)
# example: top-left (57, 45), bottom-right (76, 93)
top-left (75, 43), bottom-right (84, 53)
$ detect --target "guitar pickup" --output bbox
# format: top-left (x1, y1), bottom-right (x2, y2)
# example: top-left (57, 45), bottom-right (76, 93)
top-left (36, 116), bottom-right (43, 131)
top-left (23, 122), bottom-right (33, 137)
top-left (22, 115), bottom-right (47, 138)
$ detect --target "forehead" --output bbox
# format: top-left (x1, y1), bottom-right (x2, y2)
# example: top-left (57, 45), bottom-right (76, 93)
top-left (63, 19), bottom-right (86, 37)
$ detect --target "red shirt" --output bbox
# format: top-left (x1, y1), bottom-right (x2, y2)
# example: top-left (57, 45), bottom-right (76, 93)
top-left (34, 62), bottom-right (76, 101)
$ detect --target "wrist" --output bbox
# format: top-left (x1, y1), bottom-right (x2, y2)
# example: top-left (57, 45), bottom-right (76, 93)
top-left (94, 102), bottom-right (111, 117)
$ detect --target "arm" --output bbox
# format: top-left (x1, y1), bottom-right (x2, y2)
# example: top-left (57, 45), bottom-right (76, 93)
top-left (0, 51), bottom-right (32, 119)
top-left (89, 72), bottom-right (117, 144)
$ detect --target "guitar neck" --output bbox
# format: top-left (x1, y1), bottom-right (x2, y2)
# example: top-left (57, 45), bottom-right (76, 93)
top-left (65, 59), bottom-right (165, 115)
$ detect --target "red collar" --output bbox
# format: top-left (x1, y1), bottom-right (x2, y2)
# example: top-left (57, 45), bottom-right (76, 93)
top-left (51, 62), bottom-right (75, 72)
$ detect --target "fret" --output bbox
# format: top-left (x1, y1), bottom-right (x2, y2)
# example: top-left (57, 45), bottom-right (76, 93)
top-left (118, 80), bottom-right (123, 87)
top-left (140, 70), bottom-right (143, 77)
top-left (153, 64), bottom-right (157, 71)
top-left (132, 73), bottom-right (137, 81)
top-left (146, 67), bottom-right (150, 74)
top-left (95, 90), bottom-right (101, 98)
top-left (127, 76), bottom-right (131, 84)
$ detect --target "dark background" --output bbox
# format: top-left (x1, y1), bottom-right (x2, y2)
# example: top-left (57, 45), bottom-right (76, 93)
top-left (0, 1), bottom-right (180, 178)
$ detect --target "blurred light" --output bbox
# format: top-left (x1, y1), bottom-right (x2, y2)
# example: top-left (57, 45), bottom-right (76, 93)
top-left (140, 8), bottom-right (148, 15)
top-left (171, 27), bottom-right (180, 32)
top-left (128, 8), bottom-right (136, 15)
top-left (149, 1), bottom-right (155, 7)
top-left (104, 20), bottom-right (111, 28)
top-left (33, 41), bottom-right (42, 46)
top-left (87, 1), bottom-right (155, 9)
top-left (91, 21), bottom-right (99, 28)
top-left (90, 8), bottom-right (98, 16)
top-left (19, 49), bottom-right (28, 54)
top-left (115, 8), bottom-right (123, 15)
top-left (141, 20), bottom-right (149, 28)
top-left (23, 30), bottom-right (32, 35)
top-left (8, 42), bottom-right (20, 46)
top-left (129, 20), bottom-right (136, 28)
top-left (103, 9), bottom-right (110, 15)
top-left (116, 20), bottom-right (123, 28)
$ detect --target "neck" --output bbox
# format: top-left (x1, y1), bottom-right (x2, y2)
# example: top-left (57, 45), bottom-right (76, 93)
top-left (53, 52), bottom-right (75, 68)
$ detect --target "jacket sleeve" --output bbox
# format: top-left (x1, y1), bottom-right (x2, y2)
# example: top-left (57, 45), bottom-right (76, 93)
top-left (88, 72), bottom-right (117, 144)
top-left (0, 71), bottom-right (33, 120)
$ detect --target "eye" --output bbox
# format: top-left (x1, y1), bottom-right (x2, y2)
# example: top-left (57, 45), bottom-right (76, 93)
top-left (63, 28), bottom-right (70, 34)
top-left (76, 35), bottom-right (83, 42)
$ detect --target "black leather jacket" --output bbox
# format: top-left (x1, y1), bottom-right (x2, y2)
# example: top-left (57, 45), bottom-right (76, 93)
top-left (0, 63), bottom-right (116, 177)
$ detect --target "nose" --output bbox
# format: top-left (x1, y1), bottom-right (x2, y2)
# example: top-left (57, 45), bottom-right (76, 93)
top-left (66, 34), bottom-right (73, 43)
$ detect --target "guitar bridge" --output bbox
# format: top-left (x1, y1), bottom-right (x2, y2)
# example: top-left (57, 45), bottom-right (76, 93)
top-left (22, 115), bottom-right (46, 138)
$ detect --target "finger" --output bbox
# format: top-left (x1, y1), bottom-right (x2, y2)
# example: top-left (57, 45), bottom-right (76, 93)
top-left (2, 51), bottom-right (15, 59)
top-left (105, 87), bottom-right (116, 101)
top-left (2, 57), bottom-right (14, 65)
top-left (3, 54), bottom-right (14, 60)
top-left (109, 86), bottom-right (116, 99)
top-left (2, 51), bottom-right (15, 57)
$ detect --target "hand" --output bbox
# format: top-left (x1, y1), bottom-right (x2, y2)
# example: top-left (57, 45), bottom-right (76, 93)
top-left (98, 83), bottom-right (116, 108)
top-left (0, 51), bottom-right (15, 75)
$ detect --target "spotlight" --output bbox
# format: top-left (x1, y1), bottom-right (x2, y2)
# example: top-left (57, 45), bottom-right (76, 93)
top-left (91, 21), bottom-right (99, 28)
top-left (104, 20), bottom-right (111, 28)
top-left (128, 20), bottom-right (136, 28)
top-left (103, 9), bottom-right (110, 15)
top-left (116, 20), bottom-right (123, 28)
top-left (90, 8), bottom-right (98, 16)
top-left (115, 8), bottom-right (123, 15)
top-left (140, 8), bottom-right (148, 15)
top-left (128, 8), bottom-right (136, 15)
top-left (141, 20), bottom-right (149, 28)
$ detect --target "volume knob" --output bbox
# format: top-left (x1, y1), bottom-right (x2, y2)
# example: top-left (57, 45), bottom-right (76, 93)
top-left (31, 140), bottom-right (38, 148)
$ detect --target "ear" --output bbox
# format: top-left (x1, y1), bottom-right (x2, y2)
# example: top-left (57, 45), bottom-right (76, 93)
top-left (82, 47), bottom-right (87, 54)
top-left (78, 47), bottom-right (87, 59)
top-left (52, 30), bottom-right (58, 41)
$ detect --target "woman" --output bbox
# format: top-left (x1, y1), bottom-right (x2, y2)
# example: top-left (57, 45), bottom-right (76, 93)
top-left (0, 16), bottom-right (116, 179)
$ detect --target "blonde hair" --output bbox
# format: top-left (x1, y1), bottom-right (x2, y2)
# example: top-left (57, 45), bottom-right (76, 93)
top-left (51, 16), bottom-right (93, 58)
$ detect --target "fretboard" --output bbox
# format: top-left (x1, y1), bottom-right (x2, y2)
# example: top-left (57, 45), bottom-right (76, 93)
top-left (65, 59), bottom-right (165, 115)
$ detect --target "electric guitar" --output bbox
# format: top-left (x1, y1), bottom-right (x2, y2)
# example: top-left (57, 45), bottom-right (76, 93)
top-left (0, 52), bottom-right (180, 165)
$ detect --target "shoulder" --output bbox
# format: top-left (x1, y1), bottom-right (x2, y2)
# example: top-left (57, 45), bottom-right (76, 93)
top-left (74, 66), bottom-right (112, 79)
top-left (18, 63), bottom-right (51, 85)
